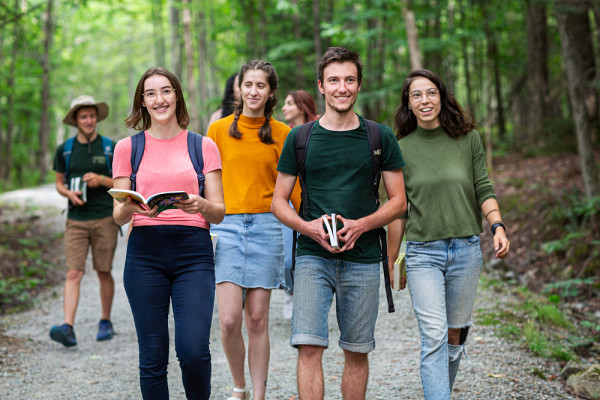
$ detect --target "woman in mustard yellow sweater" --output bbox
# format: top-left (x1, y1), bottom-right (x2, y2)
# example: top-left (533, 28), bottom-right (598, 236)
top-left (207, 60), bottom-right (293, 400)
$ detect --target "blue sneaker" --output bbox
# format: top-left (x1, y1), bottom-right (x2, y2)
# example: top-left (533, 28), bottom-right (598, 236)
top-left (49, 323), bottom-right (77, 347)
top-left (96, 319), bottom-right (114, 341)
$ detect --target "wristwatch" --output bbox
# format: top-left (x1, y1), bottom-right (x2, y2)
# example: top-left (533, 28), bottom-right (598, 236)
top-left (490, 222), bottom-right (506, 236)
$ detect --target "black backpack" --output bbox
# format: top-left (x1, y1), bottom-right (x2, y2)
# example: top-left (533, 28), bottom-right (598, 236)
top-left (129, 130), bottom-right (205, 197)
top-left (292, 119), bottom-right (395, 313)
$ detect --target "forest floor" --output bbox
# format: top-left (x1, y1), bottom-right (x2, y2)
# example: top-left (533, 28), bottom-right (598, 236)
top-left (0, 152), bottom-right (597, 398)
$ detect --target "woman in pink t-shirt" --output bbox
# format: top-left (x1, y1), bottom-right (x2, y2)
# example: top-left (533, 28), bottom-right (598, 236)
top-left (112, 67), bottom-right (225, 400)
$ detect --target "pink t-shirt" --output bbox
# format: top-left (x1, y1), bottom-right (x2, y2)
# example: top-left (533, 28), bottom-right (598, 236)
top-left (113, 130), bottom-right (222, 229)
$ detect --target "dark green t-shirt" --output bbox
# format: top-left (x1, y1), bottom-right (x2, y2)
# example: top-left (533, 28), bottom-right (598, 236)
top-left (277, 116), bottom-right (405, 263)
top-left (53, 135), bottom-right (115, 220)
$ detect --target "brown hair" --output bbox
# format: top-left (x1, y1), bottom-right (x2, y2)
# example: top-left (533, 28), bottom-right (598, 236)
top-left (394, 69), bottom-right (476, 139)
top-left (287, 90), bottom-right (319, 128)
top-left (318, 47), bottom-right (363, 87)
top-left (125, 67), bottom-right (189, 131)
top-left (229, 60), bottom-right (278, 144)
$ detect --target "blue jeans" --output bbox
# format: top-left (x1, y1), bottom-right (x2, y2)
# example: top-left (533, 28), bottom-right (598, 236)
top-left (406, 235), bottom-right (482, 400)
top-left (124, 226), bottom-right (215, 400)
top-left (291, 255), bottom-right (380, 353)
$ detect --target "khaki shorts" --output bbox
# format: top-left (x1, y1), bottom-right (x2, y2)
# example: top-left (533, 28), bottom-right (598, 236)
top-left (64, 216), bottom-right (119, 272)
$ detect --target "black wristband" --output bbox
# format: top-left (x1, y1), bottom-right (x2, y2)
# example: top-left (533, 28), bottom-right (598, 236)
top-left (491, 222), bottom-right (506, 236)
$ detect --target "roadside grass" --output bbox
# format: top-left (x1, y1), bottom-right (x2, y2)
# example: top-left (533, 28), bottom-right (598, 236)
top-left (477, 276), bottom-right (600, 367)
top-left (0, 202), bottom-right (64, 314)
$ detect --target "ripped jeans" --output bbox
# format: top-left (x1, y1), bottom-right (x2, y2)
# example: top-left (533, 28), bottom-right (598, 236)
top-left (406, 235), bottom-right (483, 400)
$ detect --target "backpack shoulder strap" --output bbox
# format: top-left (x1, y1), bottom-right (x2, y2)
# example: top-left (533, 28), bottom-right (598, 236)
top-left (295, 121), bottom-right (317, 217)
top-left (187, 131), bottom-right (205, 197)
top-left (62, 137), bottom-right (76, 182)
top-left (364, 119), bottom-right (382, 204)
top-left (130, 131), bottom-right (146, 191)
top-left (99, 135), bottom-right (114, 177)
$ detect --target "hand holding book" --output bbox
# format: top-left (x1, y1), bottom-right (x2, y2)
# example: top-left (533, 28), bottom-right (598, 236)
top-left (108, 189), bottom-right (189, 216)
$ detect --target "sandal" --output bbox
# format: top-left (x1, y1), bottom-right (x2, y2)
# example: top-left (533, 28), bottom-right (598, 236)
top-left (226, 386), bottom-right (250, 400)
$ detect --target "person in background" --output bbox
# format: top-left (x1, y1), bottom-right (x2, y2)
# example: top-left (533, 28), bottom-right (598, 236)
top-left (279, 89), bottom-right (320, 319)
top-left (112, 67), bottom-right (225, 399)
top-left (50, 95), bottom-right (119, 347)
top-left (208, 60), bottom-right (298, 400)
top-left (272, 47), bottom-right (407, 400)
top-left (281, 90), bottom-right (319, 129)
top-left (208, 73), bottom-right (240, 126)
top-left (388, 69), bottom-right (510, 400)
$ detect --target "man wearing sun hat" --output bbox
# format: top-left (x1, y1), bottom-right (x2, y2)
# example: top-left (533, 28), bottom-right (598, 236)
top-left (49, 95), bottom-right (119, 347)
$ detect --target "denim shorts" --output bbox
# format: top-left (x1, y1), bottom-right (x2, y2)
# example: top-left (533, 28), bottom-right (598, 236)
top-left (211, 212), bottom-right (286, 290)
top-left (291, 255), bottom-right (380, 353)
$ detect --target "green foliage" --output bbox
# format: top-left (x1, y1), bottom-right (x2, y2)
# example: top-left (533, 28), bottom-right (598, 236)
top-left (476, 286), bottom-right (577, 361)
top-left (542, 277), bottom-right (597, 299)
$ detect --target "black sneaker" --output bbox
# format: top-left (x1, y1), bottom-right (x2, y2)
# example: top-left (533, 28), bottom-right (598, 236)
top-left (49, 323), bottom-right (77, 347)
top-left (96, 319), bottom-right (114, 341)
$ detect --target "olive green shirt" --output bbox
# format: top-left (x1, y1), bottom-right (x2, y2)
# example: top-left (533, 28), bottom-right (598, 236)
top-left (398, 126), bottom-right (496, 241)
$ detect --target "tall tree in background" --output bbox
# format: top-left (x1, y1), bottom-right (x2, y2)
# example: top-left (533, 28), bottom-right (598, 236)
top-left (38, 0), bottom-right (54, 183)
top-left (402, 0), bottom-right (422, 70)
top-left (182, 0), bottom-right (197, 128)
top-left (526, 0), bottom-right (549, 146)
top-left (555, 0), bottom-right (600, 199)
top-left (481, 2), bottom-right (506, 140)
top-left (169, 0), bottom-right (182, 79)
top-left (152, 0), bottom-right (166, 67)
top-left (2, 0), bottom-right (20, 183)
top-left (313, 0), bottom-right (323, 111)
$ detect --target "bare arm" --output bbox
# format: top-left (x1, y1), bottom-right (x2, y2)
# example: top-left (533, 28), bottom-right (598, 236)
top-left (55, 172), bottom-right (84, 206)
top-left (336, 168), bottom-right (407, 252)
top-left (174, 170), bottom-right (226, 224)
top-left (387, 217), bottom-right (407, 290)
top-left (481, 198), bottom-right (510, 259)
top-left (271, 172), bottom-right (335, 252)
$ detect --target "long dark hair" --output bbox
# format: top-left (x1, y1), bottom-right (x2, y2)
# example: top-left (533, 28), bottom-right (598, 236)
top-left (229, 60), bottom-right (278, 144)
top-left (394, 69), bottom-right (476, 139)
top-left (220, 73), bottom-right (238, 119)
top-left (125, 67), bottom-right (189, 131)
top-left (287, 90), bottom-right (319, 128)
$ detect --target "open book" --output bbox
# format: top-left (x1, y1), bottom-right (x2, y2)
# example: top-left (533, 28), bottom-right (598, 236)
top-left (392, 252), bottom-right (407, 291)
top-left (322, 214), bottom-right (341, 250)
top-left (108, 189), bottom-right (189, 215)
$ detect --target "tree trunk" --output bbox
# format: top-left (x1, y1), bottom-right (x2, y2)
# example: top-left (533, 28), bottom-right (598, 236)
top-left (313, 0), bottom-right (323, 112)
top-left (482, 3), bottom-right (506, 139)
top-left (169, 0), bottom-right (182, 79)
top-left (292, 0), bottom-right (304, 89)
top-left (196, 3), bottom-right (208, 133)
top-left (458, 0), bottom-right (474, 118)
top-left (425, 0), bottom-right (442, 74)
top-left (526, 0), bottom-right (549, 146)
top-left (445, 0), bottom-right (456, 94)
top-left (38, 0), bottom-right (53, 184)
top-left (555, 2), bottom-right (600, 199)
top-left (152, 0), bottom-right (166, 67)
top-left (182, 0), bottom-right (197, 128)
top-left (402, 0), bottom-right (422, 71)
top-left (2, 0), bottom-right (20, 183)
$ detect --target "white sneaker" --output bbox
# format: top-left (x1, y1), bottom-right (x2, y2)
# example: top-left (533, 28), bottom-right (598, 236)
top-left (282, 292), bottom-right (293, 320)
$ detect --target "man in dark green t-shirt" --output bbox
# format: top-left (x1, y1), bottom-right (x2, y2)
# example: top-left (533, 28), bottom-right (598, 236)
top-left (272, 47), bottom-right (407, 400)
top-left (49, 95), bottom-right (119, 348)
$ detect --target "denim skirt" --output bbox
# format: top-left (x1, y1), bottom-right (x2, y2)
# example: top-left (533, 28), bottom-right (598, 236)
top-left (211, 212), bottom-right (286, 290)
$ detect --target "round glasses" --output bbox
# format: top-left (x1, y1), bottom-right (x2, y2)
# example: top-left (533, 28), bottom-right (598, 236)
top-left (143, 88), bottom-right (176, 102)
top-left (409, 89), bottom-right (439, 102)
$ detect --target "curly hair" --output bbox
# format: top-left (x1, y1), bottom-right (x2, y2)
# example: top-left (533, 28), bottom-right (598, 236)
top-left (394, 69), bottom-right (476, 139)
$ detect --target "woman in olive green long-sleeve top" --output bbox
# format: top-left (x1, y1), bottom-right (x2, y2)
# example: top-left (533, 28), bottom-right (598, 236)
top-left (388, 69), bottom-right (510, 400)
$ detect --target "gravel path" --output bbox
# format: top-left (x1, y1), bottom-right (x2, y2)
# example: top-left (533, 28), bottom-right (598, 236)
top-left (0, 186), bottom-right (573, 399)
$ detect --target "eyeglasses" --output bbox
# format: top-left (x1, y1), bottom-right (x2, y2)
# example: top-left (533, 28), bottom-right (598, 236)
top-left (409, 88), bottom-right (439, 101)
top-left (143, 88), bottom-right (176, 101)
